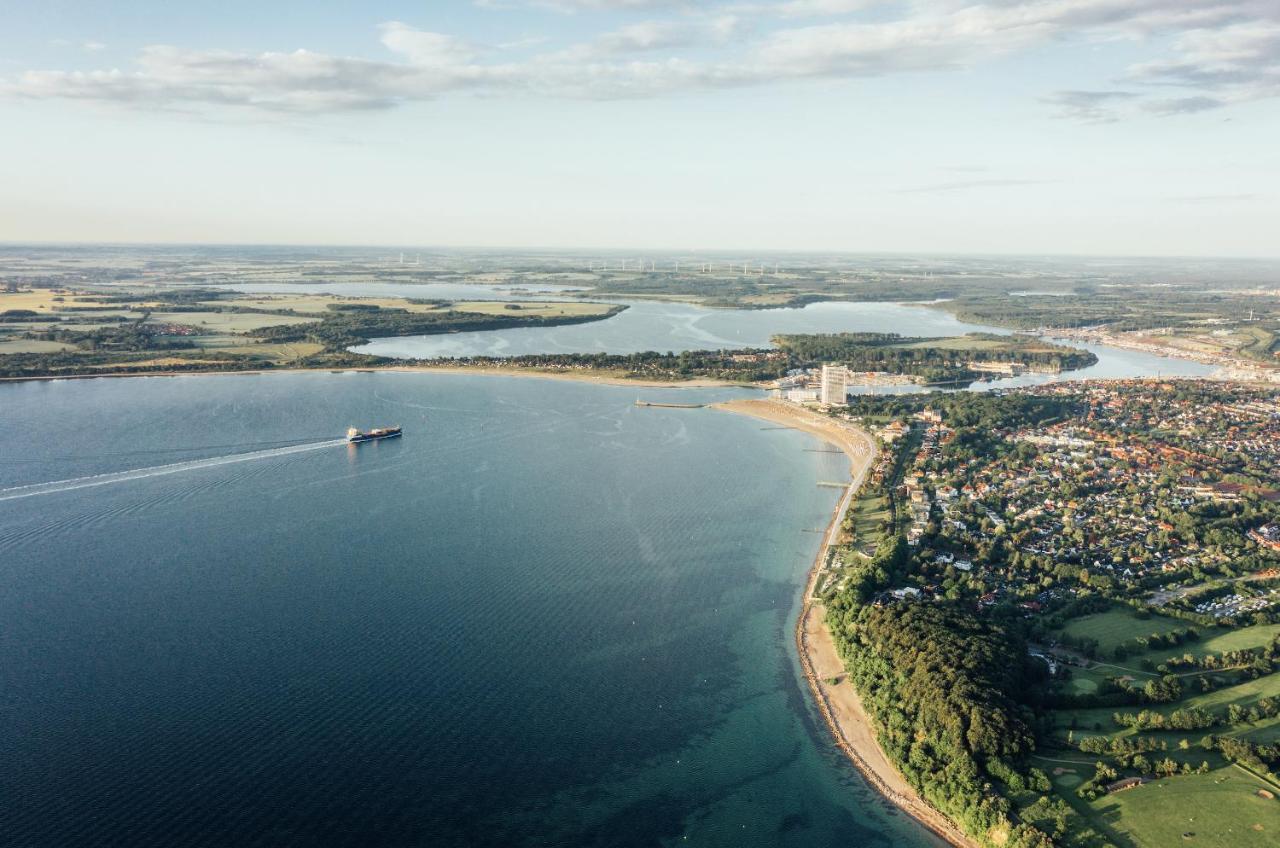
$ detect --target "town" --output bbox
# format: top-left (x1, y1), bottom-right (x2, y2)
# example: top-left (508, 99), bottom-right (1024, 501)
top-left (799, 377), bottom-right (1280, 848)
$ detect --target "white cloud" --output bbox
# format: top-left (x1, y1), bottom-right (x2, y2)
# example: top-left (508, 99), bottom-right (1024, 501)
top-left (4, 1), bottom-right (1278, 118)
top-left (559, 17), bottom-right (741, 58)
top-left (49, 38), bottom-right (109, 52)
top-left (897, 178), bottom-right (1054, 193)
top-left (1126, 23), bottom-right (1280, 111)
top-left (1041, 89), bottom-right (1139, 122)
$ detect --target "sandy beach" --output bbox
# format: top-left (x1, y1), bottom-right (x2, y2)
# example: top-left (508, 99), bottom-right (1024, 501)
top-left (712, 399), bottom-right (977, 848)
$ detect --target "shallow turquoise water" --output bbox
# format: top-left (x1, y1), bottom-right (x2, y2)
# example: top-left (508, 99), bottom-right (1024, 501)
top-left (0, 373), bottom-right (941, 848)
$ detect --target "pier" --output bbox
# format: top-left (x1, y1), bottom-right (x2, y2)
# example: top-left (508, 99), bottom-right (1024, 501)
top-left (633, 400), bottom-right (705, 409)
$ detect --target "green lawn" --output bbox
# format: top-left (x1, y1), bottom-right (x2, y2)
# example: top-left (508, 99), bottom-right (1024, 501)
top-left (1236, 716), bottom-right (1280, 745)
top-left (1086, 768), bottom-right (1280, 848)
top-left (848, 493), bottom-right (890, 552)
top-left (1177, 669), bottom-right (1280, 715)
top-left (1068, 675), bottom-right (1102, 695)
top-left (1122, 624), bottom-right (1280, 671)
top-left (1054, 669), bottom-right (1280, 742)
top-left (1059, 608), bottom-right (1186, 656)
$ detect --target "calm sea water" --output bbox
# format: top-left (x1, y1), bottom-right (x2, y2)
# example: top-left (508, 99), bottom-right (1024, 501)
top-left (0, 373), bottom-right (941, 848)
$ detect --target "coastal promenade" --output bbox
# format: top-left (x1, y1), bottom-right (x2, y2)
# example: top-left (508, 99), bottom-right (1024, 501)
top-left (713, 399), bottom-right (976, 848)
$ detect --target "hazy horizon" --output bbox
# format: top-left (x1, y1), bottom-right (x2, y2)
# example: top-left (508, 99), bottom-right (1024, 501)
top-left (4, 241), bottom-right (1280, 264)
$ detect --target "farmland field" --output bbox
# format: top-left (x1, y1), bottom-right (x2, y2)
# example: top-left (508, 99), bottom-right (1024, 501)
top-left (149, 312), bottom-right (318, 332)
top-left (0, 338), bottom-right (75, 353)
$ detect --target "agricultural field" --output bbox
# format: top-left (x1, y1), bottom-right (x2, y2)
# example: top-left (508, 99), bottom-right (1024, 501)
top-left (0, 284), bottom-right (624, 378)
top-left (0, 338), bottom-right (75, 353)
top-left (214, 294), bottom-right (615, 320)
top-left (149, 311), bottom-right (318, 332)
top-left (216, 294), bottom-right (445, 314)
top-left (191, 337), bottom-right (327, 359)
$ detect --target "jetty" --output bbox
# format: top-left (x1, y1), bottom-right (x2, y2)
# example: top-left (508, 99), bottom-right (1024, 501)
top-left (633, 400), bottom-right (705, 409)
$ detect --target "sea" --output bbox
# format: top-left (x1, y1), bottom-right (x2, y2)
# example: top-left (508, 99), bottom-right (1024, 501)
top-left (0, 372), bottom-right (943, 848)
top-left (0, 297), bottom-right (1210, 848)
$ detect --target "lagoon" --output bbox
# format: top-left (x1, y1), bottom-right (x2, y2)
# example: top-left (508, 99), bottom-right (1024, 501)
top-left (351, 299), bottom-right (1214, 385)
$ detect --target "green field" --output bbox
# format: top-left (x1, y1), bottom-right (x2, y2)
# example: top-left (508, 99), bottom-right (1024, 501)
top-left (1059, 608), bottom-right (1186, 655)
top-left (0, 338), bottom-right (75, 353)
top-left (1239, 326), bottom-right (1279, 361)
top-left (1087, 769), bottom-right (1279, 848)
top-left (1238, 716), bottom-right (1280, 745)
top-left (1122, 624), bottom-right (1280, 671)
top-left (897, 336), bottom-right (1011, 351)
top-left (1066, 674), bottom-right (1101, 695)
top-left (1044, 613), bottom-right (1280, 848)
top-left (1177, 667), bottom-right (1280, 715)
top-left (214, 294), bottom-right (616, 320)
top-left (847, 493), bottom-right (890, 553)
top-left (148, 311), bottom-right (318, 332)
top-left (1054, 670), bottom-right (1280, 736)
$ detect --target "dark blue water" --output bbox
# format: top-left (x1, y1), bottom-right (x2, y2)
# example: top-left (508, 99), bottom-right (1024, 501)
top-left (0, 373), bottom-right (940, 848)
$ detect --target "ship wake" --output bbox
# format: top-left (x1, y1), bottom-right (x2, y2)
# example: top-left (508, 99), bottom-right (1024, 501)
top-left (0, 439), bottom-right (347, 502)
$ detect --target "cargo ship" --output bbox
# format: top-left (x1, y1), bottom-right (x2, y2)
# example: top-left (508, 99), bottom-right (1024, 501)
top-left (346, 426), bottom-right (402, 443)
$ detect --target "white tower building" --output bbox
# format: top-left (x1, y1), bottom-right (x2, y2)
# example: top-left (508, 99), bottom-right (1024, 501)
top-left (820, 364), bottom-right (849, 406)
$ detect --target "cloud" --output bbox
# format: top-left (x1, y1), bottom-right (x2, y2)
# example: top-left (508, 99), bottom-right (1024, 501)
top-left (379, 22), bottom-right (482, 67)
top-left (1142, 94), bottom-right (1226, 114)
top-left (4, 1), bottom-right (1279, 117)
top-left (1169, 192), bottom-right (1260, 203)
top-left (514, 0), bottom-right (693, 11)
top-left (896, 178), bottom-right (1054, 194)
top-left (1125, 22), bottom-right (1280, 111)
top-left (559, 16), bottom-right (745, 59)
top-left (1041, 89), bottom-right (1139, 122)
top-left (49, 38), bottom-right (108, 52)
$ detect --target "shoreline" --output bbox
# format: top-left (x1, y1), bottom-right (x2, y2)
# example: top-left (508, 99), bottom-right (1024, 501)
top-left (1045, 328), bottom-right (1280, 383)
top-left (711, 399), bottom-right (977, 848)
top-left (0, 363), bottom-right (754, 390)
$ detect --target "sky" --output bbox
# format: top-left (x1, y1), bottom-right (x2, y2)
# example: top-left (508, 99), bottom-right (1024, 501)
top-left (0, 0), bottom-right (1277, 256)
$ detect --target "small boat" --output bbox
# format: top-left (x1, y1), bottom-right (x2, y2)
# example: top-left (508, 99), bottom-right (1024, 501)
top-left (346, 426), bottom-right (402, 443)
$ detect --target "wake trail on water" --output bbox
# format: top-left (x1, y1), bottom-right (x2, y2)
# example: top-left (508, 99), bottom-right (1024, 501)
top-left (0, 439), bottom-right (347, 502)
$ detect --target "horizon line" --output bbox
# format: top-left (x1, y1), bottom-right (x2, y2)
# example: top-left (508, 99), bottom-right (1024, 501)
top-left (2, 240), bottom-right (1279, 263)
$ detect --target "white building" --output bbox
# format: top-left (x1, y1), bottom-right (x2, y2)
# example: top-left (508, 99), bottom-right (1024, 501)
top-left (820, 363), bottom-right (849, 405)
top-left (784, 387), bottom-right (820, 403)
